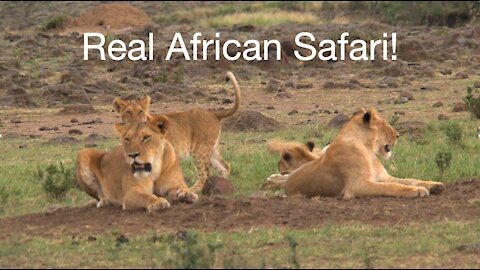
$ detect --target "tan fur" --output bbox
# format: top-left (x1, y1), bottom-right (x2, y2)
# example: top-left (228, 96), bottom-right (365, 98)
top-left (264, 108), bottom-right (445, 199)
top-left (76, 115), bottom-right (197, 212)
top-left (266, 140), bottom-right (320, 174)
top-left (114, 72), bottom-right (241, 193)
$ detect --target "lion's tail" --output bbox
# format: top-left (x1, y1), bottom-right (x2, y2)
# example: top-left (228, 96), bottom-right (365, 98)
top-left (213, 71), bottom-right (241, 119)
top-left (261, 174), bottom-right (289, 191)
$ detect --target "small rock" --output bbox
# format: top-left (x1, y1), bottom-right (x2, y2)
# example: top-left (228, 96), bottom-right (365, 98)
top-left (400, 91), bottom-right (414, 100)
top-left (276, 91), bottom-right (293, 99)
top-left (474, 81), bottom-right (480, 88)
top-left (264, 79), bottom-right (284, 92)
top-left (440, 69), bottom-right (452, 75)
top-left (284, 77), bottom-right (297, 88)
top-left (438, 114), bottom-right (449, 120)
top-left (87, 236), bottom-right (97, 242)
top-left (455, 72), bottom-right (469, 79)
top-left (394, 111), bottom-right (405, 116)
top-left (69, 129), bottom-right (83, 136)
top-left (45, 204), bottom-right (63, 214)
top-left (70, 117), bottom-right (79, 123)
top-left (115, 235), bottom-right (129, 246)
top-left (453, 102), bottom-right (468, 112)
top-left (10, 118), bottom-right (22, 124)
top-left (202, 176), bottom-right (235, 196)
top-left (266, 105), bottom-right (275, 110)
top-left (222, 98), bottom-right (233, 105)
top-left (327, 113), bottom-right (349, 128)
top-left (19, 144), bottom-right (28, 149)
top-left (84, 143), bottom-right (98, 148)
top-left (433, 101), bottom-right (444, 107)
top-left (288, 110), bottom-right (299, 116)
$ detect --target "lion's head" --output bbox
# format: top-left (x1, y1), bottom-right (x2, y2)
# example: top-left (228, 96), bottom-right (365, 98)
top-left (267, 140), bottom-right (319, 174)
top-left (113, 96), bottom-right (151, 124)
top-left (115, 115), bottom-right (169, 178)
top-left (354, 108), bottom-right (399, 159)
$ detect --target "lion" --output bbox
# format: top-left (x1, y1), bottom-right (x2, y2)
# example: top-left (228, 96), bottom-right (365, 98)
top-left (76, 115), bottom-right (198, 212)
top-left (267, 139), bottom-right (323, 175)
top-left (113, 72), bottom-right (241, 193)
top-left (263, 108), bottom-right (445, 199)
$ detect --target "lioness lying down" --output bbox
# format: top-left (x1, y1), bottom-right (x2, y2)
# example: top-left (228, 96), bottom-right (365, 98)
top-left (113, 72), bottom-right (241, 193)
top-left (264, 108), bottom-right (445, 199)
top-left (76, 115), bottom-right (198, 212)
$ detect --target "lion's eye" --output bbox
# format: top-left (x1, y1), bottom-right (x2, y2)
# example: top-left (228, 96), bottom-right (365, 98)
top-left (143, 135), bottom-right (151, 142)
top-left (124, 138), bottom-right (130, 144)
top-left (126, 110), bottom-right (132, 115)
top-left (138, 110), bottom-right (144, 115)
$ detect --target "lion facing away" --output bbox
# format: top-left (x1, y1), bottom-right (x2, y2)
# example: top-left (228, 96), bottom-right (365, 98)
top-left (264, 108), bottom-right (445, 199)
top-left (113, 72), bottom-right (241, 193)
top-left (76, 115), bottom-right (198, 212)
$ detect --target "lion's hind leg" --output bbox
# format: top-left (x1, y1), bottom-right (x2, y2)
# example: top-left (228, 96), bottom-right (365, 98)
top-left (76, 148), bottom-right (106, 206)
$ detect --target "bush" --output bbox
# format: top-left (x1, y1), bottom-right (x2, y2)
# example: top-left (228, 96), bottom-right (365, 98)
top-left (42, 15), bottom-right (66, 30)
top-left (435, 151), bottom-right (452, 178)
top-left (463, 86), bottom-right (480, 119)
top-left (34, 162), bottom-right (75, 200)
top-left (444, 122), bottom-right (463, 146)
top-left (167, 231), bottom-right (222, 269)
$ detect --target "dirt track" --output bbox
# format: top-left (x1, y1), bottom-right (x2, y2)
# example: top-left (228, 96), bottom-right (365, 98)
top-left (1, 179), bottom-right (479, 238)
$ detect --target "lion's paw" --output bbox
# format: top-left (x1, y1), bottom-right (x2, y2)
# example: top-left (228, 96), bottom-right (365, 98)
top-left (148, 198), bottom-right (171, 212)
top-left (177, 189), bottom-right (199, 204)
top-left (416, 187), bottom-right (429, 198)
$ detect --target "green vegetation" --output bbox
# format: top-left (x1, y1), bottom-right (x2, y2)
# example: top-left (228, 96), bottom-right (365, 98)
top-left (34, 162), bottom-right (76, 200)
top-left (42, 14), bottom-right (66, 30)
top-left (464, 86), bottom-right (480, 119)
top-left (153, 1), bottom-right (479, 28)
top-left (1, 222), bottom-right (480, 268)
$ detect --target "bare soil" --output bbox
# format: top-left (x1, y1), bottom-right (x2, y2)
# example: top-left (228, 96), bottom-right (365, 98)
top-left (1, 179), bottom-right (479, 238)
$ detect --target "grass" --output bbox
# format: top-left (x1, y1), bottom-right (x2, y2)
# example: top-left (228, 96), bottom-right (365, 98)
top-left (1, 117), bottom-right (480, 267)
top-left (1, 119), bottom-right (480, 217)
top-left (1, 222), bottom-right (479, 268)
top-left (203, 11), bottom-right (319, 28)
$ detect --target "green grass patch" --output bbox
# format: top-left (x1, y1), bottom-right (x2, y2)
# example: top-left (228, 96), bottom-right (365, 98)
top-left (0, 222), bottom-right (479, 268)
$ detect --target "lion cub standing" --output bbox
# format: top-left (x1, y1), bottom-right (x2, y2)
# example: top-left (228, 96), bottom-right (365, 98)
top-left (264, 108), bottom-right (445, 199)
top-left (113, 72), bottom-right (241, 193)
top-left (76, 115), bottom-right (198, 212)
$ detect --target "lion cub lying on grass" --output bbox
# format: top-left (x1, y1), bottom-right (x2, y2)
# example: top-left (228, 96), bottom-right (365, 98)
top-left (76, 115), bottom-right (198, 212)
top-left (113, 72), bottom-right (241, 194)
top-left (264, 108), bottom-right (445, 199)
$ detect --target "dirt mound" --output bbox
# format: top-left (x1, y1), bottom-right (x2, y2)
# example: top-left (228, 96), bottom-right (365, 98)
top-left (0, 179), bottom-right (479, 237)
top-left (222, 111), bottom-right (282, 132)
top-left (63, 3), bottom-right (152, 34)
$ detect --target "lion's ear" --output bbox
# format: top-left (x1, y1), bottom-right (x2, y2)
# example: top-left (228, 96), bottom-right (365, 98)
top-left (148, 115), bottom-right (169, 135)
top-left (306, 141), bottom-right (315, 152)
top-left (282, 151), bottom-right (292, 163)
top-left (139, 95), bottom-right (151, 108)
top-left (115, 122), bottom-right (127, 136)
top-left (113, 98), bottom-right (127, 112)
top-left (363, 111), bottom-right (371, 124)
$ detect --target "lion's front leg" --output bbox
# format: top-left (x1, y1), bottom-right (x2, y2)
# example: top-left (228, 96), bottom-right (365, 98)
top-left (123, 189), bottom-right (171, 212)
top-left (344, 179), bottom-right (429, 199)
top-left (374, 163), bottom-right (445, 194)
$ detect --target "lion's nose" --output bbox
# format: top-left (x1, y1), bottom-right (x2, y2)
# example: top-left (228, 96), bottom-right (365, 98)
top-left (129, 152), bottom-right (140, 159)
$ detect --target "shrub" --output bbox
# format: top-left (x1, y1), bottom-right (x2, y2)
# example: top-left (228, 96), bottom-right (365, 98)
top-left (463, 86), bottom-right (480, 119)
top-left (286, 234), bottom-right (300, 268)
top-left (34, 162), bottom-right (75, 200)
top-left (42, 15), bottom-right (66, 30)
top-left (167, 231), bottom-right (222, 269)
top-left (444, 122), bottom-right (462, 146)
top-left (435, 151), bottom-right (452, 178)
